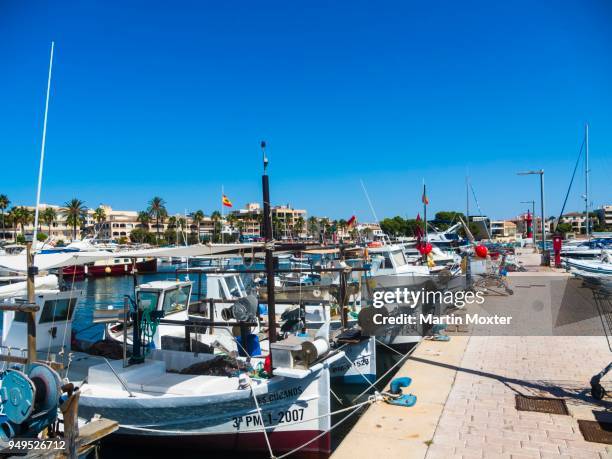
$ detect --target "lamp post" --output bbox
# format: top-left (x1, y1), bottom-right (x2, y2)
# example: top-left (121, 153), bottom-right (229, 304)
top-left (517, 170), bottom-right (546, 264)
top-left (520, 200), bottom-right (536, 249)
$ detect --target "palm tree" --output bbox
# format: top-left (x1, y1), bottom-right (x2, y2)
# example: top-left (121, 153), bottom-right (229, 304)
top-left (211, 211), bottom-right (221, 242)
top-left (137, 211), bottom-right (150, 230)
top-left (0, 194), bottom-right (9, 240)
top-left (271, 215), bottom-right (281, 240)
top-left (307, 216), bottom-right (319, 238)
top-left (12, 207), bottom-right (32, 236)
top-left (62, 199), bottom-right (88, 240)
top-left (7, 209), bottom-right (18, 242)
top-left (147, 197), bottom-right (167, 245)
top-left (193, 210), bottom-right (204, 242)
top-left (41, 207), bottom-right (57, 238)
top-left (294, 216), bottom-right (305, 239)
top-left (93, 207), bottom-right (106, 224)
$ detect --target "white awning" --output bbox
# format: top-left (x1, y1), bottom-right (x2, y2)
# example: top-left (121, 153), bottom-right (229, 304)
top-left (0, 243), bottom-right (263, 273)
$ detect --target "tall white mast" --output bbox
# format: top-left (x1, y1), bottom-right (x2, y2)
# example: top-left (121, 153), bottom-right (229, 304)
top-left (32, 42), bottom-right (55, 247)
top-left (585, 123), bottom-right (590, 239)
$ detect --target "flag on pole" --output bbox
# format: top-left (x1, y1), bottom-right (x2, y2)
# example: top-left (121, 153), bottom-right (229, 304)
top-left (347, 215), bottom-right (357, 228)
top-left (421, 188), bottom-right (429, 205)
top-left (222, 195), bottom-right (233, 208)
top-left (414, 213), bottom-right (424, 239)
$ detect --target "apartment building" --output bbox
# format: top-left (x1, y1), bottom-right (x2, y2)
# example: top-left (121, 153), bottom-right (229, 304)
top-left (490, 220), bottom-right (517, 239)
top-left (230, 202), bottom-right (307, 239)
top-left (597, 205), bottom-right (612, 227)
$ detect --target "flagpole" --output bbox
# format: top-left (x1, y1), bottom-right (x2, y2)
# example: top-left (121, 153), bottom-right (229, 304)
top-left (221, 185), bottom-right (224, 244)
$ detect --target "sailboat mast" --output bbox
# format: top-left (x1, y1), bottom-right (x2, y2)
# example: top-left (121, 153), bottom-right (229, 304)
top-left (466, 175), bottom-right (470, 221)
top-left (585, 123), bottom-right (590, 239)
top-left (32, 41), bottom-right (55, 246)
top-left (423, 181), bottom-right (428, 242)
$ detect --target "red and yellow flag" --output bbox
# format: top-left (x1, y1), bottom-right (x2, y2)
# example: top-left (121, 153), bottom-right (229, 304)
top-left (222, 195), bottom-right (233, 208)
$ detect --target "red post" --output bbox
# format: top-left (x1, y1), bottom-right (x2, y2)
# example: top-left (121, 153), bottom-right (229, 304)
top-left (552, 235), bottom-right (562, 268)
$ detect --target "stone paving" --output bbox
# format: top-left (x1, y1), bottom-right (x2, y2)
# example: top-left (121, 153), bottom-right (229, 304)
top-left (426, 336), bottom-right (612, 459)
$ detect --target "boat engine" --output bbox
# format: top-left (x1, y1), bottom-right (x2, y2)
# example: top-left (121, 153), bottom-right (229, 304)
top-left (0, 363), bottom-right (62, 442)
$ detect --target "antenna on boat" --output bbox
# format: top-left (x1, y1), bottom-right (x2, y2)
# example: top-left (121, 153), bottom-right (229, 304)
top-left (261, 140), bottom-right (277, 372)
top-left (32, 41), bottom-right (55, 248)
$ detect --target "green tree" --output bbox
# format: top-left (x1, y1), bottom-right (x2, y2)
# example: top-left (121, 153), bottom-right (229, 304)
top-left (294, 216), bottom-right (305, 238)
top-left (147, 197), bottom-right (167, 245)
top-left (93, 207), bottom-right (106, 225)
top-left (41, 207), bottom-right (57, 238)
top-left (6, 210), bottom-right (17, 242)
top-left (10, 206), bottom-right (33, 237)
top-left (555, 222), bottom-right (573, 237)
top-left (62, 199), bottom-right (88, 240)
top-left (130, 227), bottom-right (156, 244)
top-left (211, 211), bottom-right (221, 242)
top-left (192, 210), bottom-right (204, 242)
top-left (307, 216), bottom-right (319, 238)
top-left (137, 211), bottom-right (151, 230)
top-left (0, 194), bottom-right (9, 240)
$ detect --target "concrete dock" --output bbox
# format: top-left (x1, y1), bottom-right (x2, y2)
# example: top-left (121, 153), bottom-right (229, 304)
top-left (333, 252), bottom-right (612, 459)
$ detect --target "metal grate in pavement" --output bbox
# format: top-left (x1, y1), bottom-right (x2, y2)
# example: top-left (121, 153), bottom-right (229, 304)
top-left (515, 395), bottom-right (569, 415)
top-left (578, 420), bottom-right (612, 444)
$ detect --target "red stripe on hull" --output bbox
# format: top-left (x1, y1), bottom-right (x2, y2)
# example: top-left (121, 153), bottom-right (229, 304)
top-left (103, 430), bottom-right (330, 458)
top-left (63, 259), bottom-right (158, 277)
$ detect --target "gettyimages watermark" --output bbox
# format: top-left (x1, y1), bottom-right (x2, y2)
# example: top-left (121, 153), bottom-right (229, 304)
top-left (357, 275), bottom-right (612, 337)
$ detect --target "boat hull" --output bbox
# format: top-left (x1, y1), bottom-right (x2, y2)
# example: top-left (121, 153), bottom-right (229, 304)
top-left (103, 430), bottom-right (330, 458)
top-left (77, 352), bottom-right (336, 457)
top-left (62, 258), bottom-right (157, 277)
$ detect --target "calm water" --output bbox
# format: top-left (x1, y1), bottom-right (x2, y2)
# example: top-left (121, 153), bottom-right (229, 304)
top-left (64, 263), bottom-right (404, 458)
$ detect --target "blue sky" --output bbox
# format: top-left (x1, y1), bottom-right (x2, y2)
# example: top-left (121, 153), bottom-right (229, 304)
top-left (1, 0), bottom-right (611, 221)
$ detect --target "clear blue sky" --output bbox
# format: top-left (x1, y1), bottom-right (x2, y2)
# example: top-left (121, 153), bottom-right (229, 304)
top-left (1, 0), bottom-right (611, 221)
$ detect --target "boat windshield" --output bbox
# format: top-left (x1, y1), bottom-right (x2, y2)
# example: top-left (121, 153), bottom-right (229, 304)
top-left (14, 297), bottom-right (77, 323)
top-left (138, 291), bottom-right (160, 312)
top-left (226, 276), bottom-right (242, 298)
top-left (391, 250), bottom-right (407, 267)
top-left (162, 284), bottom-right (191, 314)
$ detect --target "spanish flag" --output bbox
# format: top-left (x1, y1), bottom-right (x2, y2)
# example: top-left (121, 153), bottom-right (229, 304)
top-left (421, 184), bottom-right (429, 205)
top-left (222, 195), bottom-right (233, 208)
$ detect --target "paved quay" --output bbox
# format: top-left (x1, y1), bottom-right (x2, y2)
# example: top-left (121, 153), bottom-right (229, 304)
top-left (333, 253), bottom-right (612, 459)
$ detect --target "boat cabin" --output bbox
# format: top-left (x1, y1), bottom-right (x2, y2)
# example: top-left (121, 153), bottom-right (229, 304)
top-left (2, 289), bottom-right (84, 352)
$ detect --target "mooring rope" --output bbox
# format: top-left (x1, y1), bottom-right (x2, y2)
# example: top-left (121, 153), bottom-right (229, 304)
top-left (352, 339), bottom-right (419, 403)
top-left (250, 383), bottom-right (276, 459)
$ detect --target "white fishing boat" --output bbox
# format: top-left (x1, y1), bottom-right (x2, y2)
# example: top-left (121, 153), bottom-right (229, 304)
top-left (0, 270), bottom-right (346, 458)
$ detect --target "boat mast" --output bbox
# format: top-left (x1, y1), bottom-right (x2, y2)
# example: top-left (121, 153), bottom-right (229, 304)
top-left (423, 180), bottom-right (428, 242)
top-left (466, 174), bottom-right (470, 222)
top-left (32, 42), bottom-right (55, 246)
top-left (585, 123), bottom-right (590, 240)
top-left (261, 141), bottom-right (277, 359)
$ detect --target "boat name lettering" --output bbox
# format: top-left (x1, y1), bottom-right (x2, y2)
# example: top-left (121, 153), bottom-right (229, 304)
top-left (257, 386), bottom-right (303, 404)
